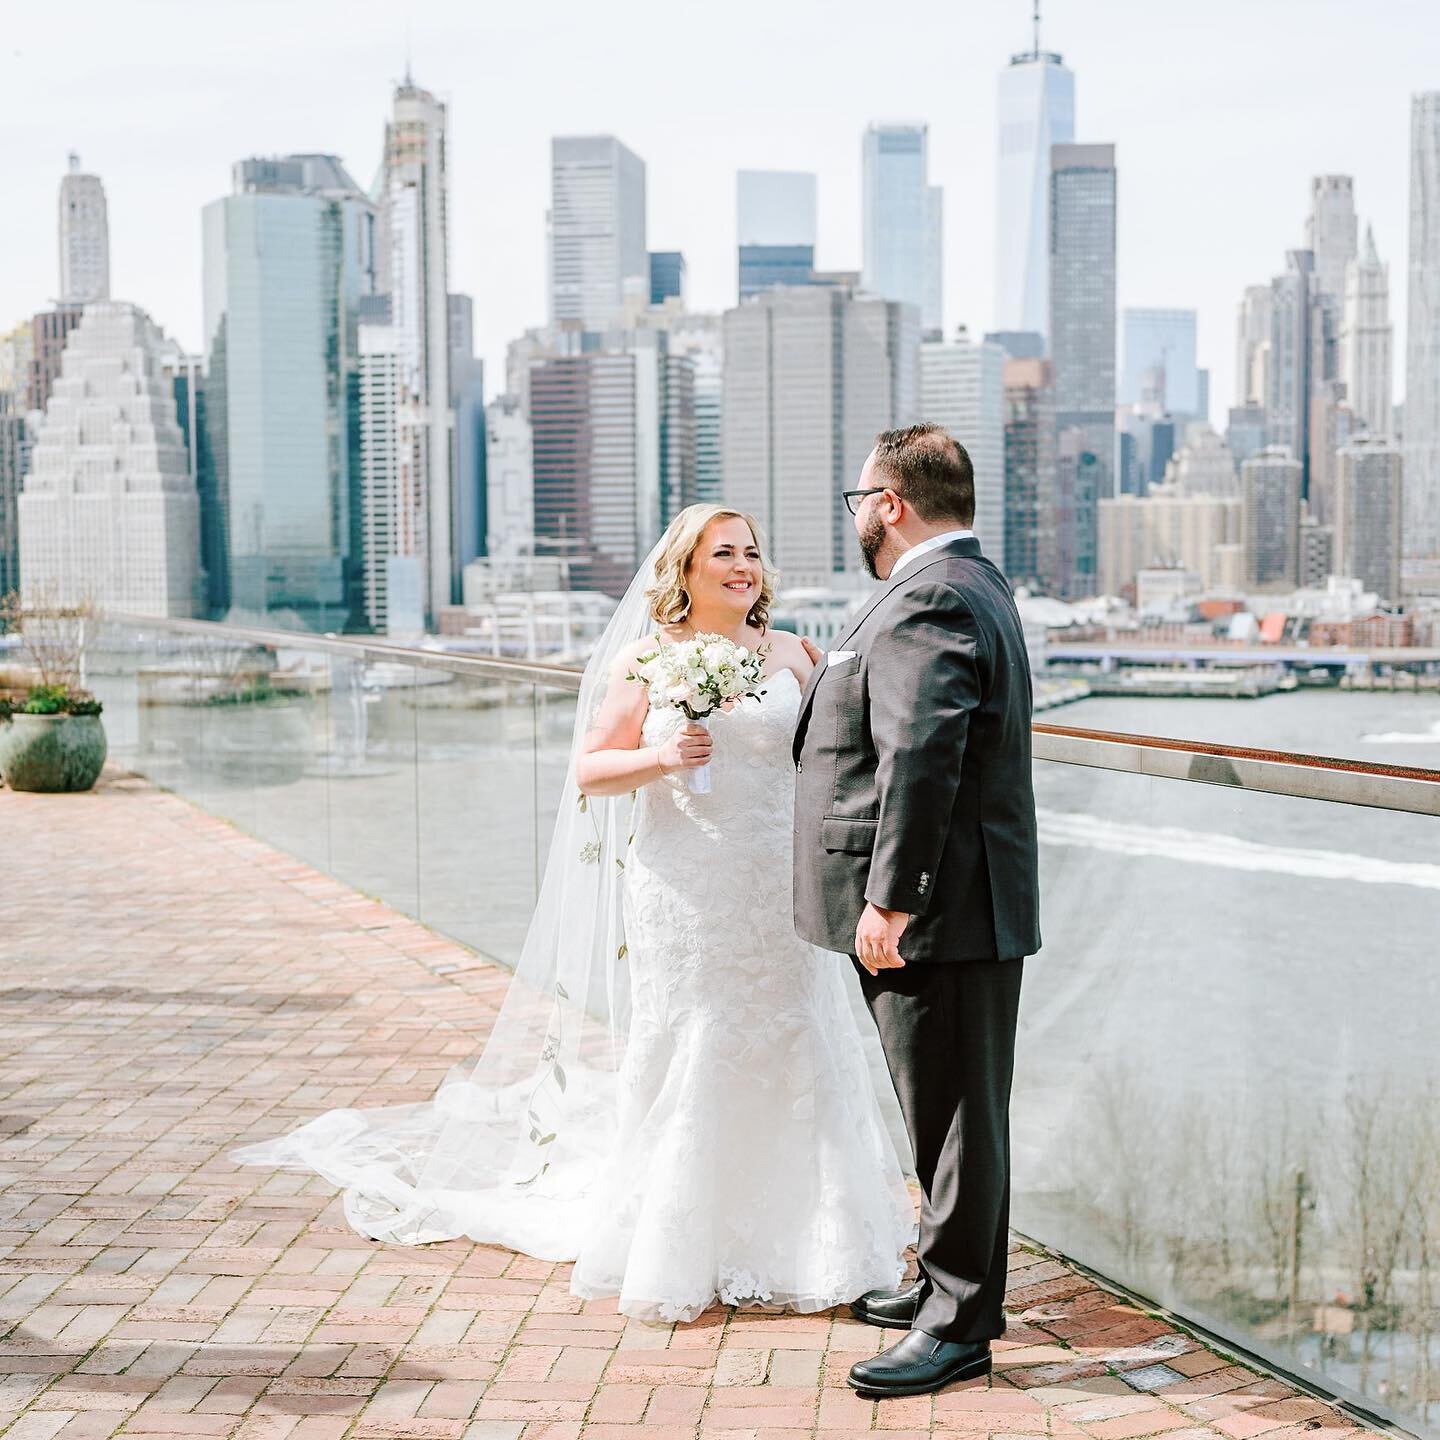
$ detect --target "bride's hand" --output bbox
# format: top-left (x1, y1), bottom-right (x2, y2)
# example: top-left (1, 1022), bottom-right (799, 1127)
top-left (657, 723), bottom-right (713, 775)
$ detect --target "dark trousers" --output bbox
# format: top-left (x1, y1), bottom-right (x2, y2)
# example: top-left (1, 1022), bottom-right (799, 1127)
top-left (857, 956), bottom-right (1024, 1343)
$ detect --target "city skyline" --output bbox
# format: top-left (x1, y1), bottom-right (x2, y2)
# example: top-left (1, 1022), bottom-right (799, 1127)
top-left (5, 0), bottom-right (1438, 418)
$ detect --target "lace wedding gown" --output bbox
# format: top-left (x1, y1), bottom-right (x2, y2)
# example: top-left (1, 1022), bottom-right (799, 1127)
top-left (568, 669), bottom-right (913, 1321)
top-left (234, 663), bottom-right (912, 1324)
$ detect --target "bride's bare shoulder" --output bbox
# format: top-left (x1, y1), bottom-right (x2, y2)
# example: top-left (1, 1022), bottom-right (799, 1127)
top-left (610, 632), bottom-right (665, 672)
top-left (754, 627), bottom-right (811, 678)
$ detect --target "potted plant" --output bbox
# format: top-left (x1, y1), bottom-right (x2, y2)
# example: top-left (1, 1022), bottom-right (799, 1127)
top-left (0, 684), bottom-right (108, 793)
top-left (0, 591), bottom-right (107, 793)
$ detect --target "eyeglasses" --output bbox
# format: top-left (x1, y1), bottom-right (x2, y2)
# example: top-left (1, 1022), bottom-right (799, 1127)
top-left (841, 487), bottom-right (890, 516)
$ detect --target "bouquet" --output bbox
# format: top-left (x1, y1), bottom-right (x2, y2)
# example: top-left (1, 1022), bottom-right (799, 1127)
top-left (629, 633), bottom-right (768, 793)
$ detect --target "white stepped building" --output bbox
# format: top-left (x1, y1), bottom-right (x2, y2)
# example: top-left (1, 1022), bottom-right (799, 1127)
top-left (19, 302), bottom-right (200, 617)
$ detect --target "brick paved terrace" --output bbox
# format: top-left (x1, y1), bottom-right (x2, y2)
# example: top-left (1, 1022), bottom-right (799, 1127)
top-left (0, 769), bottom-right (1381, 1440)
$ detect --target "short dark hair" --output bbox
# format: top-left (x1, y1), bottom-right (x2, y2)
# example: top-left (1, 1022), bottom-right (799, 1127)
top-left (871, 424), bottom-right (975, 526)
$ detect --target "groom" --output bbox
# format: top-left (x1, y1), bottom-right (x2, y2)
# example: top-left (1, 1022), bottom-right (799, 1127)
top-left (792, 424), bottom-right (1040, 1399)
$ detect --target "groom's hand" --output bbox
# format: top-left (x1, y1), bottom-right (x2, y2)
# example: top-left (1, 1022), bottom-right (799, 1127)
top-left (855, 903), bottom-right (909, 974)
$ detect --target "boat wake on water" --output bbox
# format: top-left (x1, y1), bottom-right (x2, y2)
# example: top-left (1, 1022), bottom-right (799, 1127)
top-left (1037, 809), bottom-right (1440, 891)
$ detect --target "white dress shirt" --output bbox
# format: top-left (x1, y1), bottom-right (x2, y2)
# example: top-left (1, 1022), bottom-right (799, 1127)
top-left (887, 528), bottom-right (976, 581)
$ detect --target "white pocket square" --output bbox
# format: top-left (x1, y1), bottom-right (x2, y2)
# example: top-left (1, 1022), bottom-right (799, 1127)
top-left (827, 650), bottom-right (857, 666)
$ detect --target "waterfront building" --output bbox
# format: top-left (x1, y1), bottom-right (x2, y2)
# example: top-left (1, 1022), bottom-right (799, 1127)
top-left (862, 123), bottom-right (943, 336)
top-left (381, 80), bottom-right (456, 619)
top-left (1404, 93), bottom-right (1440, 561)
top-left (58, 153), bottom-right (110, 305)
top-left (722, 285), bottom-right (917, 584)
top-left (549, 135), bottom-right (647, 333)
top-left (994, 20), bottom-right (1075, 338)
top-left (736, 170), bottom-right (817, 300)
top-left (1002, 356), bottom-right (1055, 592)
top-left (920, 328), bottom-right (1005, 559)
top-left (1341, 226), bottom-right (1393, 439)
top-left (19, 303), bottom-right (200, 617)
top-left (202, 153), bottom-right (376, 629)
top-left (1050, 142), bottom-right (1116, 598)
top-left (1241, 445), bottom-right (1303, 589)
top-left (1334, 437), bottom-right (1404, 603)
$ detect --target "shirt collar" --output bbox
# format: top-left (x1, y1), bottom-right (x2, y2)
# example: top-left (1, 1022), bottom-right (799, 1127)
top-left (887, 528), bottom-right (975, 581)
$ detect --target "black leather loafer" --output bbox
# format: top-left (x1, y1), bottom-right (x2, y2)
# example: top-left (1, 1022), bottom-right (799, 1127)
top-left (849, 1279), bottom-right (925, 1329)
top-left (848, 1331), bottom-right (992, 1397)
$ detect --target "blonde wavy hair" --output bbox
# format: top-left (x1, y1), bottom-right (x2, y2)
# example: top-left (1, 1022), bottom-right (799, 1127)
top-left (645, 504), bottom-right (777, 631)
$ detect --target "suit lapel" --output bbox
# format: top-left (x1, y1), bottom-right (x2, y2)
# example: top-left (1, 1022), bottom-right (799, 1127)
top-left (792, 536), bottom-right (982, 755)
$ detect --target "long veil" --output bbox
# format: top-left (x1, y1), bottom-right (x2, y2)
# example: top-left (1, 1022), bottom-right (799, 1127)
top-left (233, 540), bottom-right (671, 1259)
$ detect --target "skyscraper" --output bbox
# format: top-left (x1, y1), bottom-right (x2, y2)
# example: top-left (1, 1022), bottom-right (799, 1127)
top-left (0, 393), bottom-right (22, 600)
top-left (1334, 437), bottom-right (1403, 602)
top-left (1049, 142), bottom-right (1116, 598)
top-left (661, 314), bottom-right (724, 507)
top-left (1234, 284), bottom-right (1272, 409)
top-left (722, 285), bottom-right (917, 583)
top-left (382, 80), bottom-right (456, 620)
top-left (158, 344), bottom-right (222, 615)
top-left (994, 16), bottom-right (1075, 339)
top-left (58, 153), bottom-right (110, 306)
top-left (1341, 226), bottom-right (1393, 439)
top-left (356, 295), bottom-right (406, 634)
top-left (1097, 490), bottom-right (1241, 598)
top-left (1120, 308), bottom-right (1199, 415)
top-left (920, 329), bottom-right (1005, 559)
top-left (549, 136), bottom-right (647, 333)
top-left (26, 308), bottom-right (84, 416)
top-left (1240, 446), bottom-right (1302, 589)
top-left (649, 251), bottom-right (686, 306)
top-left (1307, 175), bottom-right (1358, 311)
top-left (449, 292), bottom-right (485, 577)
top-left (528, 335), bottom-right (694, 597)
top-left (484, 394), bottom-right (534, 560)
top-left (1002, 357), bottom-right (1055, 591)
top-left (1265, 250), bottom-right (1314, 494)
top-left (1404, 92), bottom-right (1440, 563)
top-left (862, 123), bottom-right (942, 335)
top-left (202, 153), bottom-right (377, 629)
top-left (737, 170), bottom-right (817, 301)
top-left (19, 303), bottom-right (200, 616)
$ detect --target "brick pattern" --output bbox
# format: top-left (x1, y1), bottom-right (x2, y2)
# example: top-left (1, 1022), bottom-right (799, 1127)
top-left (0, 771), bottom-right (1372, 1439)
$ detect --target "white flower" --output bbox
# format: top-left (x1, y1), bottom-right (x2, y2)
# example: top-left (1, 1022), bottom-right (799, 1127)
top-left (666, 681), bottom-right (696, 705)
top-left (701, 642), bottom-right (728, 668)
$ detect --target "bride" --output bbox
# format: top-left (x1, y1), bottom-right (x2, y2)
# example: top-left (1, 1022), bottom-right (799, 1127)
top-left (234, 503), bottom-right (913, 1323)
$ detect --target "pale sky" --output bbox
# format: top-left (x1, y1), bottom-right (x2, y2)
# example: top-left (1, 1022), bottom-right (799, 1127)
top-left (5, 0), bottom-right (1438, 419)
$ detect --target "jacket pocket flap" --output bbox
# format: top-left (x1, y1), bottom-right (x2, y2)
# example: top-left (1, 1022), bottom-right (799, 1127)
top-left (820, 816), bottom-right (878, 853)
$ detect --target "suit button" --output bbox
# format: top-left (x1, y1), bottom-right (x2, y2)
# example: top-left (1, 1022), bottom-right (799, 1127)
top-left (796, 762), bottom-right (803, 773)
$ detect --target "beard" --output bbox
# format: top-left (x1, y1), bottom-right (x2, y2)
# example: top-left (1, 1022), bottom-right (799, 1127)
top-left (858, 509), bottom-right (887, 579)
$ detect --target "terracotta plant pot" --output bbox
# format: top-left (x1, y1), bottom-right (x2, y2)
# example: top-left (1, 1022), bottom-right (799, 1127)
top-left (0, 712), bottom-right (108, 793)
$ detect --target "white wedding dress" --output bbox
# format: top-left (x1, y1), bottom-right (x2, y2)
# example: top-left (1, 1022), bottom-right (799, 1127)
top-left (569, 669), bottom-right (913, 1320)
top-left (233, 611), bottom-right (912, 1322)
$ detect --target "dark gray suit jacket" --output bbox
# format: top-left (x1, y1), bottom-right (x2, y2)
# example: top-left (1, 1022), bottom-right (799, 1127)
top-left (791, 536), bottom-right (1041, 964)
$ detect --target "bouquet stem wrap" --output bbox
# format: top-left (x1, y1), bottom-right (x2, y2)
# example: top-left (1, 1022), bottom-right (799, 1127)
top-left (686, 714), bottom-right (713, 795)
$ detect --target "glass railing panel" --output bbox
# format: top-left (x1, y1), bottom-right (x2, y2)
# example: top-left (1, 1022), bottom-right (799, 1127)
top-left (536, 686), bottom-right (580, 882)
top-left (323, 656), bottom-right (421, 919)
top-left (1016, 756), bottom-right (1440, 1436)
top-left (413, 672), bottom-right (539, 966)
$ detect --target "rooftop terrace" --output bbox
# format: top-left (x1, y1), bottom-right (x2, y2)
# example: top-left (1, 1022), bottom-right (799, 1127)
top-left (0, 769), bottom-right (1383, 1440)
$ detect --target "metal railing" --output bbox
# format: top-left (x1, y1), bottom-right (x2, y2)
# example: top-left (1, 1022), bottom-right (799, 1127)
top-left (109, 612), bottom-right (1440, 817)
